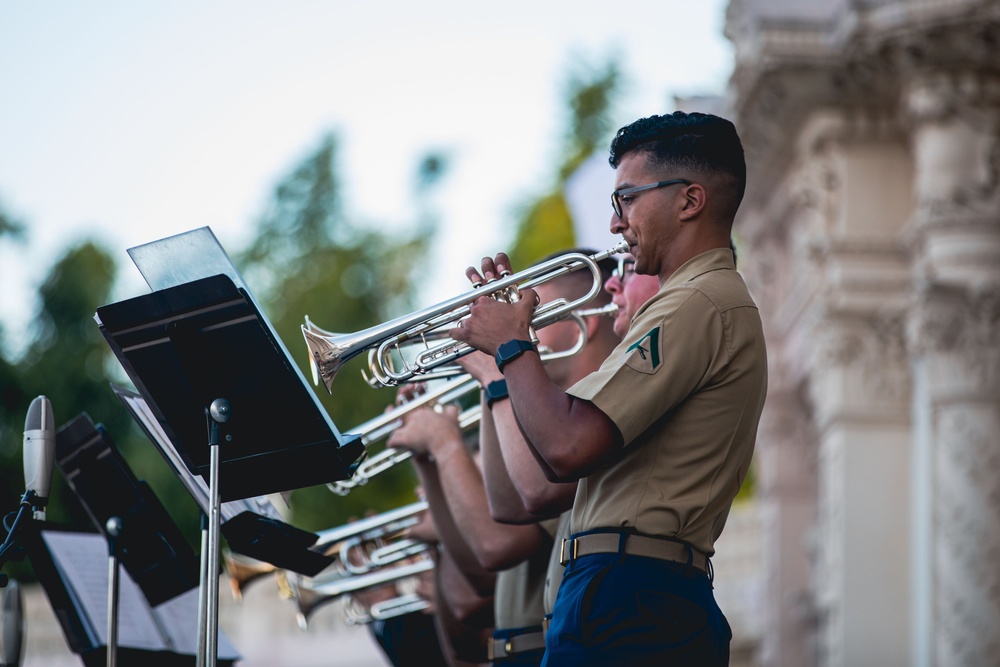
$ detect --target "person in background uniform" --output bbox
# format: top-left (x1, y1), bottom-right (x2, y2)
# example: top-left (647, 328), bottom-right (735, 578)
top-left (388, 257), bottom-right (618, 666)
top-left (466, 251), bottom-right (659, 637)
top-left (450, 111), bottom-right (768, 666)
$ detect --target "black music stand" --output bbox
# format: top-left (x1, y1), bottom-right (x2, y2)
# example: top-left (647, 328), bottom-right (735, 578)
top-left (112, 384), bottom-right (333, 577)
top-left (95, 227), bottom-right (364, 667)
top-left (55, 413), bottom-right (201, 607)
top-left (55, 413), bottom-right (204, 666)
top-left (20, 522), bottom-right (239, 667)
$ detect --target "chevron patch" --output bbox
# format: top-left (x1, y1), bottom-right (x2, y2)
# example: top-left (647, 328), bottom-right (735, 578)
top-left (625, 326), bottom-right (662, 373)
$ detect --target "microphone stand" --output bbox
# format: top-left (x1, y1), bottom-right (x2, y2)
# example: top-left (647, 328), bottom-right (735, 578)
top-left (104, 516), bottom-right (124, 667)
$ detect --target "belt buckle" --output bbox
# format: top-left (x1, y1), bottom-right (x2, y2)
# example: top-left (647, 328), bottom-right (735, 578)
top-left (559, 537), bottom-right (578, 566)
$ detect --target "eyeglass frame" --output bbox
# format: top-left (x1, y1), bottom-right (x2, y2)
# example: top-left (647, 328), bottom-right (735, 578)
top-left (612, 256), bottom-right (635, 282)
top-left (611, 178), bottom-right (692, 219)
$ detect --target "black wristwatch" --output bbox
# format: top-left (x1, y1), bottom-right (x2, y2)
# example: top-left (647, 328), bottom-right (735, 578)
top-left (494, 339), bottom-right (536, 373)
top-left (484, 379), bottom-right (509, 409)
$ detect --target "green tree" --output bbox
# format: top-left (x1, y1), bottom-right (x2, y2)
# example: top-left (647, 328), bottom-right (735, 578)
top-left (237, 132), bottom-right (447, 531)
top-left (507, 57), bottom-right (621, 268)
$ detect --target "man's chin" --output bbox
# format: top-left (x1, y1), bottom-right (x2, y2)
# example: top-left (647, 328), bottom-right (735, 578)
top-left (614, 316), bottom-right (629, 338)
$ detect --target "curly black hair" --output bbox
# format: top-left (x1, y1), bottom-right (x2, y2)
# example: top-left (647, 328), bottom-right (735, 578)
top-left (609, 111), bottom-right (746, 216)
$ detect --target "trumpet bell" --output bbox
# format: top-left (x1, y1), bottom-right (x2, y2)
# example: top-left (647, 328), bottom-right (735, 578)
top-left (224, 551), bottom-right (278, 602)
top-left (302, 323), bottom-right (365, 394)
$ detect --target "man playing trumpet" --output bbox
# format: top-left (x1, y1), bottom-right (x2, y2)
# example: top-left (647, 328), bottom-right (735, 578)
top-left (388, 256), bottom-right (619, 666)
top-left (449, 111), bottom-right (768, 666)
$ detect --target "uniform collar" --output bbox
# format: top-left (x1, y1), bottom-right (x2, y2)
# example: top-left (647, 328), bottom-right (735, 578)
top-left (662, 247), bottom-right (736, 290)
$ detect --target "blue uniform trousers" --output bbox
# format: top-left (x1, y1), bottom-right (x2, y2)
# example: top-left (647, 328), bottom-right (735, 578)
top-left (541, 546), bottom-right (730, 666)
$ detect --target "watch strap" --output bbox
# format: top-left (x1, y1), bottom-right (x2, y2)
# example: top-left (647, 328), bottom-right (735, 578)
top-left (484, 379), bottom-right (509, 409)
top-left (495, 338), bottom-right (536, 373)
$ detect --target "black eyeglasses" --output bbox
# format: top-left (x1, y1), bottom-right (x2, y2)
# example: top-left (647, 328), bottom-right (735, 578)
top-left (612, 257), bottom-right (635, 282)
top-left (611, 178), bottom-right (691, 219)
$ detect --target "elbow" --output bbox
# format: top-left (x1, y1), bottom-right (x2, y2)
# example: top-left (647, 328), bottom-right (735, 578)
top-left (523, 494), bottom-right (565, 518)
top-left (521, 485), bottom-right (573, 518)
top-left (542, 453), bottom-right (583, 484)
top-left (488, 504), bottom-right (536, 526)
top-left (475, 544), bottom-right (520, 573)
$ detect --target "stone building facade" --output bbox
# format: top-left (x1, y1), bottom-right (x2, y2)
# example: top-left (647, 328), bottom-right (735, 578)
top-left (721, 1), bottom-right (1000, 665)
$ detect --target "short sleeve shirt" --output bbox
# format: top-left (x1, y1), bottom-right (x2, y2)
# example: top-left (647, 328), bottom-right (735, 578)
top-left (493, 517), bottom-right (559, 630)
top-left (566, 248), bottom-right (767, 556)
top-left (543, 512), bottom-right (571, 616)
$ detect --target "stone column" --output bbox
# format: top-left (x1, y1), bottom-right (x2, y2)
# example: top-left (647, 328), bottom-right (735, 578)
top-left (755, 377), bottom-right (819, 667)
top-left (791, 115), bottom-right (915, 667)
top-left (905, 69), bottom-right (1000, 667)
top-left (807, 307), bottom-right (913, 667)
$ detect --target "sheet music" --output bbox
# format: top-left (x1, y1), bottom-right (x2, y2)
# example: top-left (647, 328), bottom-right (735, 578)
top-left (153, 588), bottom-right (240, 659)
top-left (41, 531), bottom-right (170, 651)
top-left (116, 387), bottom-right (284, 523)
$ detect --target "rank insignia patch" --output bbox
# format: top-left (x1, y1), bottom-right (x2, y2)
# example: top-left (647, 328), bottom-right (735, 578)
top-left (625, 326), bottom-right (662, 373)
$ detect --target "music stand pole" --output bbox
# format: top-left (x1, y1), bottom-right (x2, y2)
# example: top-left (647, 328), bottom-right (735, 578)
top-left (196, 512), bottom-right (209, 667)
top-left (199, 399), bottom-right (230, 667)
top-left (105, 516), bottom-right (123, 667)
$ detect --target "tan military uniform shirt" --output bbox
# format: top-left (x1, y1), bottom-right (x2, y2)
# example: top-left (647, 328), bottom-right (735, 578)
top-left (567, 248), bottom-right (767, 556)
top-left (543, 512), bottom-right (571, 616)
top-left (493, 517), bottom-right (560, 629)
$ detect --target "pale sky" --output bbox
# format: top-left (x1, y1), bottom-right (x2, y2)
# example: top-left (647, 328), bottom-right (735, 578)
top-left (0, 1), bottom-right (733, 357)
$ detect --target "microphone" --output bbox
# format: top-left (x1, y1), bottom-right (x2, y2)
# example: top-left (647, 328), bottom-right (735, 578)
top-left (22, 396), bottom-right (55, 520)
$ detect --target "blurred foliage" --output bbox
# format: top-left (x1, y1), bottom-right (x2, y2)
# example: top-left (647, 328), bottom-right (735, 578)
top-left (0, 201), bottom-right (25, 241)
top-left (0, 132), bottom-right (446, 583)
top-left (234, 132), bottom-right (446, 531)
top-left (507, 58), bottom-right (621, 270)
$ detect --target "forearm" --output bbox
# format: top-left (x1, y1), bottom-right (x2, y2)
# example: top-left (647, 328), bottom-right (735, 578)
top-left (411, 458), bottom-right (495, 595)
top-left (432, 431), bottom-right (545, 571)
top-left (488, 397), bottom-right (576, 519)
top-left (478, 394), bottom-right (541, 524)
top-left (502, 352), bottom-right (623, 480)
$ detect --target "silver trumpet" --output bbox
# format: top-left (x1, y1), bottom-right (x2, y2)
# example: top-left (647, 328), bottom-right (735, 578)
top-left (312, 500), bottom-right (431, 575)
top-left (327, 377), bottom-right (482, 495)
top-left (303, 240), bottom-right (629, 391)
top-left (288, 503), bottom-right (436, 631)
top-left (290, 556), bottom-right (435, 630)
top-left (343, 591), bottom-right (430, 625)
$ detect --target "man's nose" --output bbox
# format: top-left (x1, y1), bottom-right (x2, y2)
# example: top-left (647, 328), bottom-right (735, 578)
top-left (610, 212), bottom-right (625, 234)
top-left (603, 275), bottom-right (621, 295)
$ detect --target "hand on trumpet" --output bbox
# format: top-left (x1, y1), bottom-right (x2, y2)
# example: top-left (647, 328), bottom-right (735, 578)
top-left (451, 253), bottom-right (540, 356)
top-left (386, 403), bottom-right (464, 461)
top-left (455, 350), bottom-right (503, 386)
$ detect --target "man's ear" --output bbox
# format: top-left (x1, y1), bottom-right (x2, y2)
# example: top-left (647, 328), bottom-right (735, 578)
top-left (678, 183), bottom-right (707, 221)
top-left (583, 310), bottom-right (603, 340)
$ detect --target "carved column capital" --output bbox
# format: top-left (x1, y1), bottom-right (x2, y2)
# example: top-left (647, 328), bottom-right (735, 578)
top-left (806, 310), bottom-right (911, 427)
top-left (907, 283), bottom-right (1000, 398)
